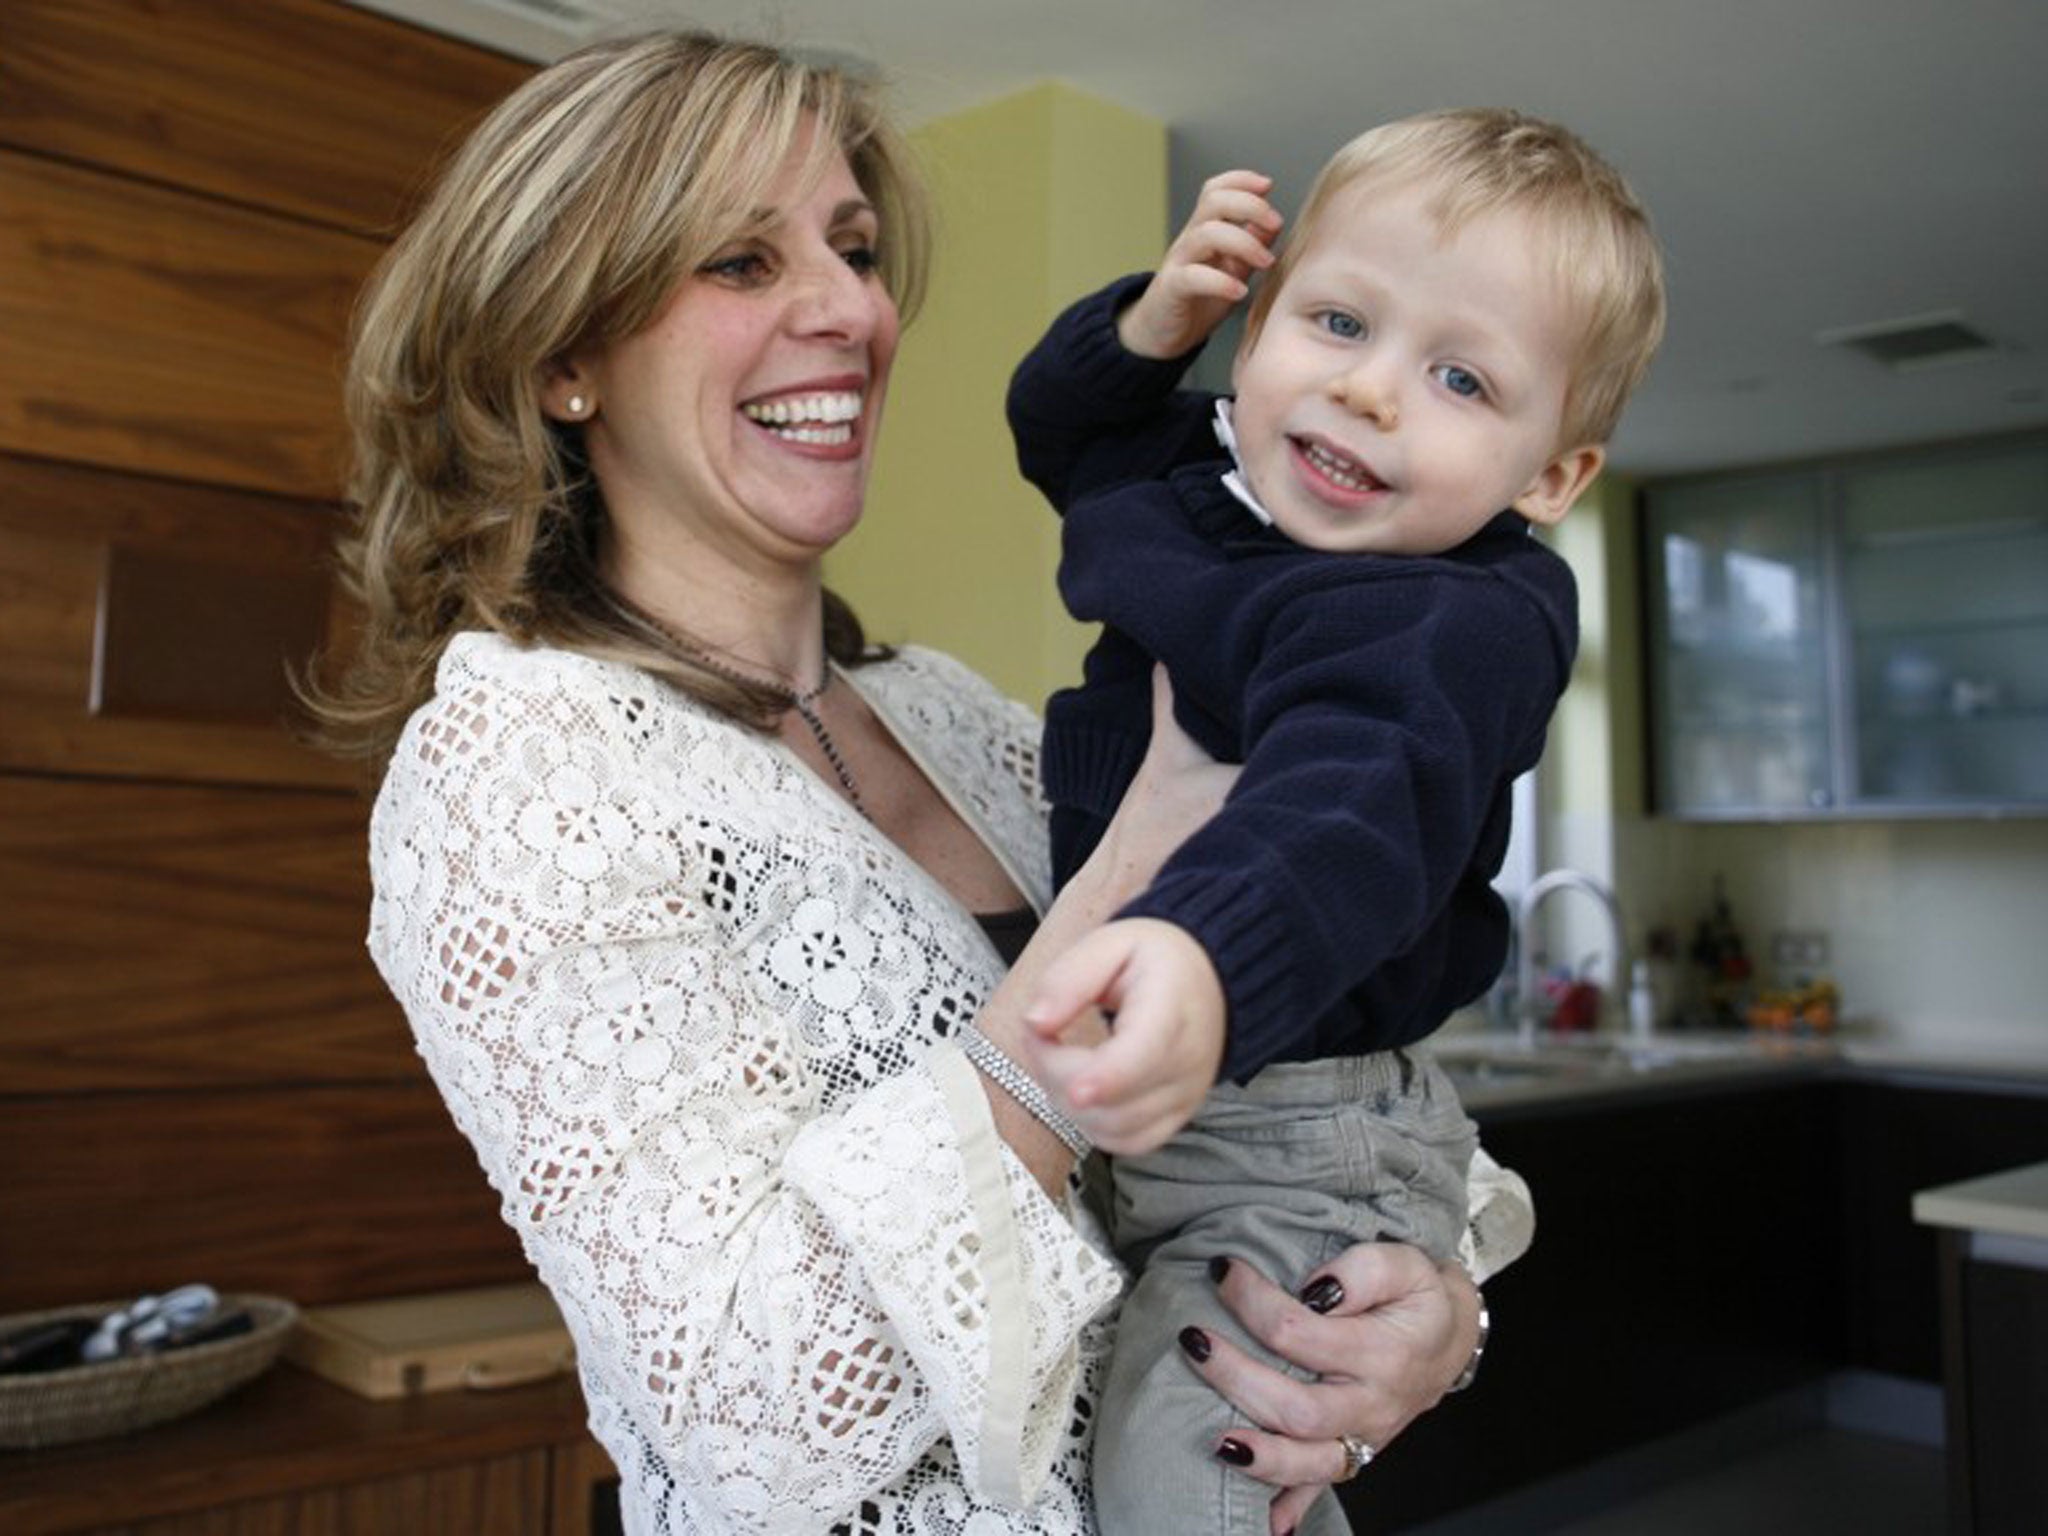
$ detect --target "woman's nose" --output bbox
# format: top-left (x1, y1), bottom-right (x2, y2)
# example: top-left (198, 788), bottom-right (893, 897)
top-left (789, 255), bottom-right (877, 341)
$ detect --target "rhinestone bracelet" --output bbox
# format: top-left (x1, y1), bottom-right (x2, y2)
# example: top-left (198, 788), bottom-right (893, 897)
top-left (955, 1024), bottom-right (1092, 1158)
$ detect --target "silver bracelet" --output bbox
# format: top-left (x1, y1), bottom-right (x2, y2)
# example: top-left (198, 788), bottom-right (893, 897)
top-left (954, 1024), bottom-right (1092, 1158)
top-left (1446, 1295), bottom-right (1490, 1393)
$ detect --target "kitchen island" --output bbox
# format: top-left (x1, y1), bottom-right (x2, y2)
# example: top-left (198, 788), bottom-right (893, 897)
top-left (1914, 1160), bottom-right (2048, 1535)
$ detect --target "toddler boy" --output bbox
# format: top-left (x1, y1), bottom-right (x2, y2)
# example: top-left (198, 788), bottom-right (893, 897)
top-left (1008, 110), bottom-right (1665, 1534)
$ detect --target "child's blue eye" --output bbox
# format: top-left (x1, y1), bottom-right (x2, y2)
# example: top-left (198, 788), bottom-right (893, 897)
top-left (1436, 364), bottom-right (1485, 399)
top-left (1317, 310), bottom-right (1365, 340)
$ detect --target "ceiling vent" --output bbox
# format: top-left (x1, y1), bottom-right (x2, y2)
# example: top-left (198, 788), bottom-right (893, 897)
top-left (468, 0), bottom-right (618, 31)
top-left (1817, 311), bottom-right (1999, 371)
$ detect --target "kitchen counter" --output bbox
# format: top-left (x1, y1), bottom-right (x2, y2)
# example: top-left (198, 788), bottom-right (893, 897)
top-left (1911, 1159), bottom-right (2048, 1533)
top-left (1428, 1026), bottom-right (2048, 1114)
top-left (1913, 1159), bottom-right (2048, 1246)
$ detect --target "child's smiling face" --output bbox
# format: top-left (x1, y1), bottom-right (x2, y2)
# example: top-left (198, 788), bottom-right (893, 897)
top-left (1229, 178), bottom-right (1604, 555)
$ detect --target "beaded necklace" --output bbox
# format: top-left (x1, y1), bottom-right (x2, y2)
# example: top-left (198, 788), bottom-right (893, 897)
top-left (638, 612), bottom-right (869, 820)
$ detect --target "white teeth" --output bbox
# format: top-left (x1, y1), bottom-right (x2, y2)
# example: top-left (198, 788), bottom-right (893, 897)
top-left (1302, 439), bottom-right (1379, 492)
top-left (741, 391), bottom-right (864, 431)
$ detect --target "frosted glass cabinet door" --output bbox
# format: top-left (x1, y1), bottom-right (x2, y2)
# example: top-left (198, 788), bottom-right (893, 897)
top-left (1841, 445), bottom-right (2048, 807)
top-left (1647, 474), bottom-right (1833, 814)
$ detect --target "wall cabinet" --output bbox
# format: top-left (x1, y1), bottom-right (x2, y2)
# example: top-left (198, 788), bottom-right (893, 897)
top-left (1643, 435), bottom-right (2048, 818)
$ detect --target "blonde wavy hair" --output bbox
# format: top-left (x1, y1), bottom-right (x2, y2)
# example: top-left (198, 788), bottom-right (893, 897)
top-left (306, 30), bottom-right (929, 769)
top-left (1242, 108), bottom-right (1665, 450)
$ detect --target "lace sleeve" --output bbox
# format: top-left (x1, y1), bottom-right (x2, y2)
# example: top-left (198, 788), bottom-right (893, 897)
top-left (367, 645), bottom-right (1119, 1525)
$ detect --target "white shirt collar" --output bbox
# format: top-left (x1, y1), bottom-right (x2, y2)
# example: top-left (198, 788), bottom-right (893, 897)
top-left (1212, 399), bottom-right (1275, 527)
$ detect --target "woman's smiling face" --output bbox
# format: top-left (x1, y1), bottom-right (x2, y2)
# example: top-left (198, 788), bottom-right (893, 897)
top-left (558, 123), bottom-right (900, 578)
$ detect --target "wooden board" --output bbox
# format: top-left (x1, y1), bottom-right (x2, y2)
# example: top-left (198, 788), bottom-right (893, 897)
top-left (0, 150), bottom-right (380, 498)
top-left (288, 1284), bottom-right (574, 1399)
top-left (0, 0), bottom-right (531, 237)
top-left (0, 774), bottom-right (405, 1094)
top-left (0, 452), bottom-right (360, 789)
top-left (0, 1085), bottom-right (529, 1314)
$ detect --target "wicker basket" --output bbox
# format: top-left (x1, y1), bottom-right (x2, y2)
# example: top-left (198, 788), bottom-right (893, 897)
top-left (0, 1294), bottom-right (297, 1449)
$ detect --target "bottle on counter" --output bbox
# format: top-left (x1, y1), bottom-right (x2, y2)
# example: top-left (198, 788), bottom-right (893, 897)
top-left (1628, 958), bottom-right (1658, 1038)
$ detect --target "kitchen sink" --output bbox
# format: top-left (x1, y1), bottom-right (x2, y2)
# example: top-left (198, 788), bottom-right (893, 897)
top-left (1427, 1031), bottom-right (1833, 1106)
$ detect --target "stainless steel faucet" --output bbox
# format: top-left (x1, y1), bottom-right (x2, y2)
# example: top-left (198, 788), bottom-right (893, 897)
top-left (1512, 869), bottom-right (1630, 1045)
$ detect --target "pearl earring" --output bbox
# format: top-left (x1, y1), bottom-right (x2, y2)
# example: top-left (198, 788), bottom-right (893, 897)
top-left (566, 394), bottom-right (588, 417)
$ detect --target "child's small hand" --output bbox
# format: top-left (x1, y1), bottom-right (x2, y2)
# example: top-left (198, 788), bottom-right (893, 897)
top-left (1020, 917), bottom-right (1226, 1154)
top-left (1118, 170), bottom-right (1283, 361)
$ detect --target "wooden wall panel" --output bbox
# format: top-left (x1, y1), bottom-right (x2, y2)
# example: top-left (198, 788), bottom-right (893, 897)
top-left (0, 0), bottom-right (544, 1338)
top-left (0, 776), bottom-right (404, 1093)
top-left (0, 452), bottom-right (358, 789)
top-left (0, 151), bottom-right (379, 498)
top-left (0, 1084), bottom-right (528, 1312)
top-left (0, 0), bottom-right (530, 238)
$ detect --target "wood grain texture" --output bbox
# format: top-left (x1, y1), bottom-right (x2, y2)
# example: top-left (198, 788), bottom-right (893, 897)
top-left (0, 1084), bottom-right (529, 1313)
top-left (0, 453), bottom-right (359, 788)
top-left (549, 1437), bottom-right (624, 1536)
top-left (0, 0), bottom-right (530, 238)
top-left (0, 775), bottom-right (405, 1093)
top-left (0, 1364), bottom-right (588, 1535)
top-left (0, 151), bottom-right (380, 497)
top-left (95, 1452), bottom-right (551, 1535)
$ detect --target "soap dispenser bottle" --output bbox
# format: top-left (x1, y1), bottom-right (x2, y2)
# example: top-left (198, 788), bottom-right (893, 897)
top-left (1628, 959), bottom-right (1658, 1038)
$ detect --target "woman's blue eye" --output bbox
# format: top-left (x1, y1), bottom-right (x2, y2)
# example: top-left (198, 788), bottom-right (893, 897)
top-left (1437, 364), bottom-right (1485, 399)
top-left (839, 244), bottom-right (881, 276)
top-left (1317, 310), bottom-right (1365, 340)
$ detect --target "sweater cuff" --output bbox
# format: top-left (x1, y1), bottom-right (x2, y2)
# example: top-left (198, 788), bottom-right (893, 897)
top-left (1055, 274), bottom-right (1207, 411)
top-left (1119, 870), bottom-right (1301, 1082)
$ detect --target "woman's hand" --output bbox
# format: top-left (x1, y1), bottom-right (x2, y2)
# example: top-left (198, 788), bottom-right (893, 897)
top-left (1182, 1243), bottom-right (1483, 1535)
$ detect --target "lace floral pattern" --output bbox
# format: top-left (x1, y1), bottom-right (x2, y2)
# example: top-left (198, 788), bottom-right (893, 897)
top-left (369, 634), bottom-right (1121, 1534)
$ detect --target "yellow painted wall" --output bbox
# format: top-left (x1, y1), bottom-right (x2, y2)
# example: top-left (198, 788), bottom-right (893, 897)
top-left (826, 83), bottom-right (1166, 708)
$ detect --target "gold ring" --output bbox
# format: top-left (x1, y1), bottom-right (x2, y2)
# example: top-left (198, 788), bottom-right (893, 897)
top-left (1337, 1433), bottom-right (1375, 1481)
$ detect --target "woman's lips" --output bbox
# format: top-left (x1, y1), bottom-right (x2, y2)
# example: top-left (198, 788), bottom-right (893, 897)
top-left (740, 388), bottom-right (866, 448)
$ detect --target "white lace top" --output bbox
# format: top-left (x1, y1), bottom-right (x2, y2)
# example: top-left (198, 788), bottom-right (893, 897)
top-left (369, 634), bottom-right (1122, 1534)
top-left (368, 633), bottom-right (1535, 1535)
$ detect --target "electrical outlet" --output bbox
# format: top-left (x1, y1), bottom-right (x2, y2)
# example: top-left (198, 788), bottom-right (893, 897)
top-left (1770, 929), bottom-right (1830, 970)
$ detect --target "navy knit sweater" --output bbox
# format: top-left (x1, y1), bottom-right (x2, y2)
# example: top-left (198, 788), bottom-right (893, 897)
top-left (1008, 276), bottom-right (1580, 1082)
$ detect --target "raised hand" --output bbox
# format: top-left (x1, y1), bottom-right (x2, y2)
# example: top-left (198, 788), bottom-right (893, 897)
top-left (1117, 169), bottom-right (1284, 360)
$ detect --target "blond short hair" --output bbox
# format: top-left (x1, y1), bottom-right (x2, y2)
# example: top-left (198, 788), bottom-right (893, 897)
top-left (1243, 109), bottom-right (1665, 449)
top-left (314, 31), bottom-right (927, 766)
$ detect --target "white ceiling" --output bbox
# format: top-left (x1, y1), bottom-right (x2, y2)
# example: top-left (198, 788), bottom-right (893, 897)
top-left (352, 0), bottom-right (2048, 476)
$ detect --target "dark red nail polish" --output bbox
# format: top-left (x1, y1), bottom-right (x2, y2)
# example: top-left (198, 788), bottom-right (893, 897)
top-left (1300, 1276), bottom-right (1344, 1314)
top-left (1215, 1436), bottom-right (1254, 1466)
top-left (1208, 1255), bottom-right (1231, 1284)
top-left (1178, 1326), bottom-right (1212, 1363)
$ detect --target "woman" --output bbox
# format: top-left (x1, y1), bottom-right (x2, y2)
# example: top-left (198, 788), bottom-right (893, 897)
top-left (315, 31), bottom-right (1512, 1536)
